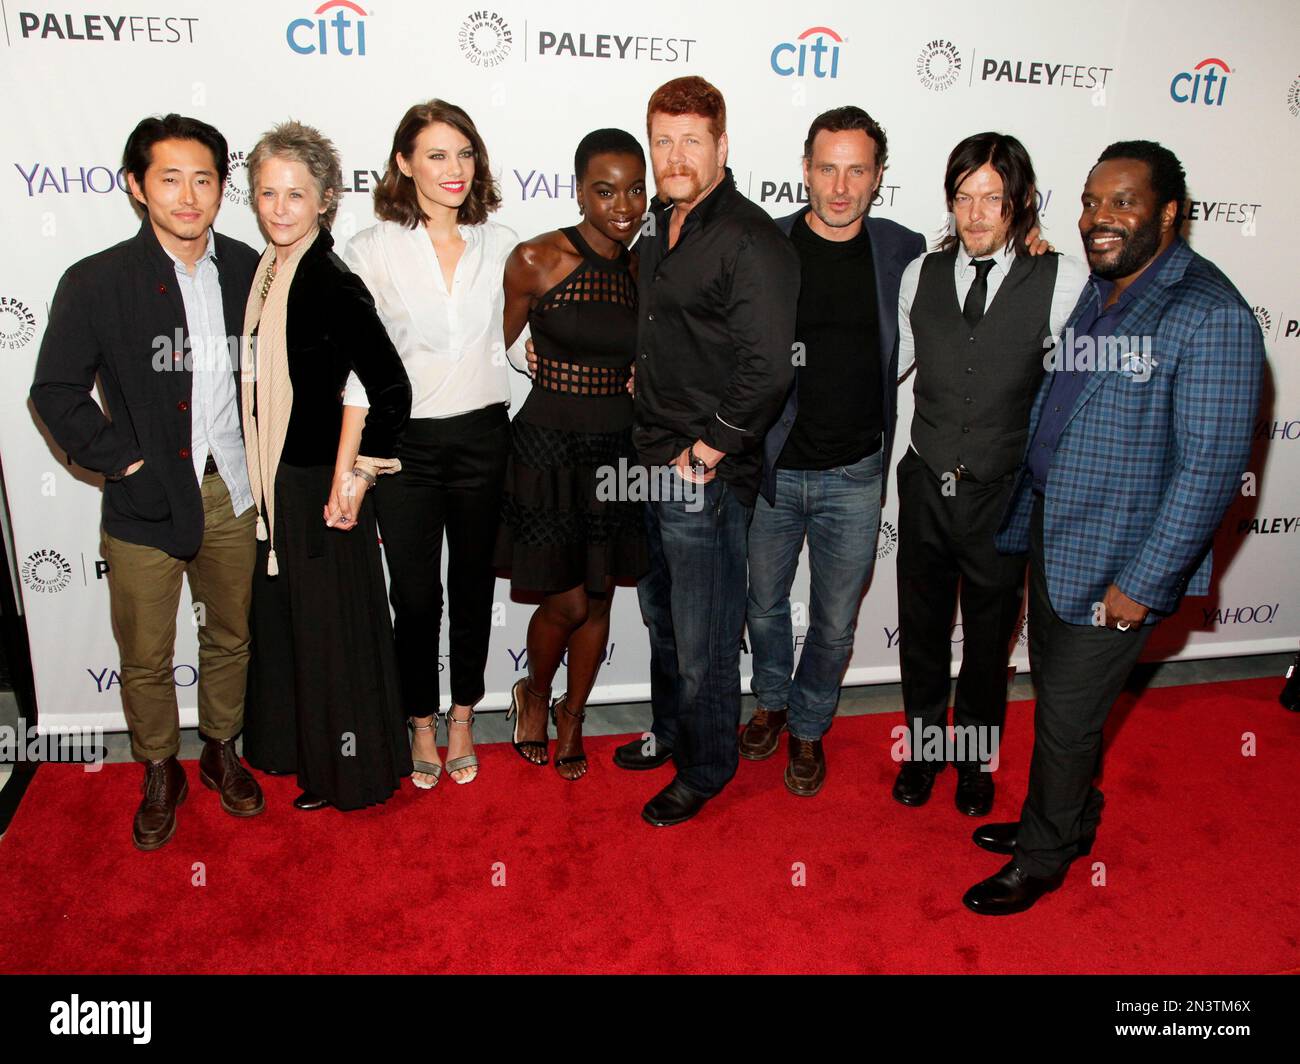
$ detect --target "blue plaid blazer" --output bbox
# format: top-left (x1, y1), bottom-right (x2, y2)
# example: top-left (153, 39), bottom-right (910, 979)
top-left (996, 238), bottom-right (1265, 625)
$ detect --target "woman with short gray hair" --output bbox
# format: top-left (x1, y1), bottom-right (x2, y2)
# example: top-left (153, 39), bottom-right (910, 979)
top-left (239, 120), bottom-right (415, 811)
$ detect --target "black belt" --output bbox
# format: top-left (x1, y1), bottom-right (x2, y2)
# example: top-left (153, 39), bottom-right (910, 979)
top-left (204, 453), bottom-right (218, 476)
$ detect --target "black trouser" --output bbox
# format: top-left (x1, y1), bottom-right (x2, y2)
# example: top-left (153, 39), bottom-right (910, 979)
top-left (896, 448), bottom-right (1027, 770)
top-left (373, 405), bottom-right (510, 714)
top-left (1013, 495), bottom-right (1152, 877)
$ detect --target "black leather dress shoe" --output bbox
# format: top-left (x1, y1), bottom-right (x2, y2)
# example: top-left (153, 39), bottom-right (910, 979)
top-left (613, 735), bottom-right (674, 770)
top-left (292, 790), bottom-right (330, 811)
top-left (954, 765), bottom-right (995, 817)
top-left (962, 859), bottom-right (1066, 915)
top-left (972, 820), bottom-right (1095, 857)
top-left (641, 777), bottom-right (710, 826)
top-left (891, 761), bottom-right (939, 807)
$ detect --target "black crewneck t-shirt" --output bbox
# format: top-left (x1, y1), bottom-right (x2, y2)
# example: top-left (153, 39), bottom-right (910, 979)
top-left (778, 214), bottom-right (883, 471)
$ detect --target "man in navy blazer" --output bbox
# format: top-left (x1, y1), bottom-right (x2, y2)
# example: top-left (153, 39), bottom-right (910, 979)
top-left (743, 107), bottom-right (924, 795)
top-left (963, 141), bottom-right (1265, 914)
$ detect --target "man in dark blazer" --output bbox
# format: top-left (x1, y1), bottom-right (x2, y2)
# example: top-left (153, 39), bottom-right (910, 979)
top-left (31, 114), bottom-right (263, 851)
top-left (963, 140), bottom-right (1265, 914)
top-left (744, 107), bottom-right (925, 795)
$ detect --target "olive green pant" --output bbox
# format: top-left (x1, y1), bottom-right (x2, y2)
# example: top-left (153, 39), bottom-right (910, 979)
top-left (101, 473), bottom-right (257, 761)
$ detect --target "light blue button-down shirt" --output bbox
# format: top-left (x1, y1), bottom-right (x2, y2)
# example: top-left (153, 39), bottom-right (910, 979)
top-left (162, 230), bottom-right (254, 516)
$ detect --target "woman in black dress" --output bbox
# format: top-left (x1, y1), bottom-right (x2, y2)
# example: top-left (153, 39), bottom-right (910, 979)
top-left (495, 129), bottom-right (649, 780)
top-left (239, 121), bottom-right (413, 810)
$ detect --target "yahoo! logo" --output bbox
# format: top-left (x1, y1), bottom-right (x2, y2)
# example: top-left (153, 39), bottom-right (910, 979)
top-left (1170, 57), bottom-right (1229, 106)
top-left (771, 26), bottom-right (843, 79)
top-left (287, 0), bottom-right (368, 56)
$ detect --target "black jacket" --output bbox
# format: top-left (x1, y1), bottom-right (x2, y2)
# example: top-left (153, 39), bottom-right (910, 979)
top-left (760, 207), bottom-right (925, 505)
top-left (274, 227), bottom-right (410, 468)
top-left (31, 219), bottom-right (259, 558)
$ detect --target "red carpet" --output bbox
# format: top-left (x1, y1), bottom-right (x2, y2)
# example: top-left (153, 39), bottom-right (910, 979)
top-left (1, 677), bottom-right (1296, 974)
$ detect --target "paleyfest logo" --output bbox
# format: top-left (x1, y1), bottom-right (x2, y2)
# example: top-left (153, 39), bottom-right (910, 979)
top-left (876, 519), bottom-right (898, 560)
top-left (459, 10), bottom-right (512, 68)
top-left (916, 39), bottom-right (962, 91)
top-left (286, 0), bottom-right (368, 56)
top-left (21, 549), bottom-right (72, 594)
top-left (0, 296), bottom-right (37, 350)
top-left (223, 149), bottom-right (249, 208)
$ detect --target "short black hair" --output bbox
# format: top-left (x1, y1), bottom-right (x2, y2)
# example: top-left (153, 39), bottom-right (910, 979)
top-left (940, 132), bottom-right (1040, 255)
top-left (123, 113), bottom-right (229, 189)
top-left (575, 128), bottom-right (645, 181)
top-left (1095, 140), bottom-right (1187, 231)
top-left (803, 106), bottom-right (888, 171)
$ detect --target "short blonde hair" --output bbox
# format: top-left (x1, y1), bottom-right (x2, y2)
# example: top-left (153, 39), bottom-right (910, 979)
top-left (247, 120), bottom-right (344, 229)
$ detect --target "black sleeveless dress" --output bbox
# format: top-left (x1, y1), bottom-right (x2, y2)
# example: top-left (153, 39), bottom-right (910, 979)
top-left (494, 227), bottom-right (648, 594)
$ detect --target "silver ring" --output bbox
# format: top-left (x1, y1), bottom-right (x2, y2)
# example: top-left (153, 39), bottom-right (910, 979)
top-left (1116, 621), bottom-right (1131, 632)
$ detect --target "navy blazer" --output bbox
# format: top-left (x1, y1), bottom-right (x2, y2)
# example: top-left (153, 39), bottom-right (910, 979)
top-left (759, 207), bottom-right (925, 505)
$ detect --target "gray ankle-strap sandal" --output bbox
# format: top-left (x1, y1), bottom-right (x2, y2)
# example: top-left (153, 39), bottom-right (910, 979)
top-left (444, 706), bottom-right (479, 785)
top-left (408, 716), bottom-right (442, 790)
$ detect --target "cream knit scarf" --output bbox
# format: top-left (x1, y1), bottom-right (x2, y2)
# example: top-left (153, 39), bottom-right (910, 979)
top-left (241, 226), bottom-right (320, 577)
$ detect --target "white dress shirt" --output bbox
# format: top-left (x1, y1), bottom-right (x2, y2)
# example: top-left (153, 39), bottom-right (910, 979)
top-left (162, 229), bottom-right (254, 515)
top-left (341, 219), bottom-right (524, 419)
top-left (896, 242), bottom-right (1090, 379)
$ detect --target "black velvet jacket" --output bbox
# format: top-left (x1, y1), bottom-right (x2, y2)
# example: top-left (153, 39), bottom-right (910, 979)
top-left (277, 227), bottom-right (410, 467)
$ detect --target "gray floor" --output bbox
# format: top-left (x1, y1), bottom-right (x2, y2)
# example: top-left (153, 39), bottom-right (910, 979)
top-left (2, 652), bottom-right (1289, 778)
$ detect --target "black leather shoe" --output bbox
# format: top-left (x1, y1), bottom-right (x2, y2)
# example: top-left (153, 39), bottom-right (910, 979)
top-left (613, 734), bottom-right (674, 770)
top-left (641, 777), bottom-right (710, 826)
top-left (962, 859), bottom-right (1066, 915)
top-left (954, 765), bottom-right (995, 817)
top-left (891, 761), bottom-right (939, 807)
top-left (972, 820), bottom-right (1095, 857)
top-left (292, 790), bottom-right (330, 811)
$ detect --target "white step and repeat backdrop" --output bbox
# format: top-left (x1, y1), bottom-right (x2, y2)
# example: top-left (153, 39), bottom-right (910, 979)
top-left (2, 0), bottom-right (1297, 730)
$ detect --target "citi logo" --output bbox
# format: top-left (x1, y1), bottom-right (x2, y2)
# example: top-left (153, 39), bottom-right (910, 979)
top-left (50, 996), bottom-right (150, 1044)
top-left (287, 0), bottom-right (367, 56)
top-left (1170, 57), bottom-right (1229, 106)
top-left (770, 26), bottom-right (842, 79)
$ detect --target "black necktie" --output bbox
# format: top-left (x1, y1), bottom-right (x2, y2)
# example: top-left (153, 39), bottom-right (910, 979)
top-left (963, 258), bottom-right (996, 329)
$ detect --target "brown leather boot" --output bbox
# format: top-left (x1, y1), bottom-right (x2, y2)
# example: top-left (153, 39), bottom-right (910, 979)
top-left (133, 757), bottom-right (188, 851)
top-left (199, 737), bottom-right (265, 816)
top-left (739, 706), bottom-right (788, 761)
top-left (783, 734), bottom-right (826, 797)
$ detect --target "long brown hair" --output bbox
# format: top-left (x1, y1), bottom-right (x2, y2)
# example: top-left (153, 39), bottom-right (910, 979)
top-left (373, 99), bottom-right (501, 228)
top-left (939, 132), bottom-right (1040, 255)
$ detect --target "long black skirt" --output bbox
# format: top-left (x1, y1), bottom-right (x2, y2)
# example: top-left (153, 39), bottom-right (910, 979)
top-left (242, 462), bottom-right (411, 809)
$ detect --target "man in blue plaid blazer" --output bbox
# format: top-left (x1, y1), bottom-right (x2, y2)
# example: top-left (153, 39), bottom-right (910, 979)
top-left (962, 141), bottom-right (1265, 915)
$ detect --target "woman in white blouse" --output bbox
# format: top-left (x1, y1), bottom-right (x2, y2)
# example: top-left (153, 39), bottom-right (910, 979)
top-left (337, 100), bottom-right (517, 789)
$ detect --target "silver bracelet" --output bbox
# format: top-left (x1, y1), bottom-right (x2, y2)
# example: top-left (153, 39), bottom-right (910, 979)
top-left (351, 466), bottom-right (376, 487)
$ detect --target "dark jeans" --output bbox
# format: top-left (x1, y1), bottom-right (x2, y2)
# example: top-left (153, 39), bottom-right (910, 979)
top-left (746, 447), bottom-right (883, 740)
top-left (1013, 495), bottom-right (1152, 877)
top-left (373, 405), bottom-right (509, 713)
top-left (638, 474), bottom-right (752, 797)
top-left (896, 448), bottom-right (1027, 769)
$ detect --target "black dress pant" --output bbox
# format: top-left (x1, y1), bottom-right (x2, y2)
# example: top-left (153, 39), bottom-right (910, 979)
top-left (1013, 494), bottom-right (1152, 877)
top-left (373, 404), bottom-right (510, 714)
top-left (896, 448), bottom-right (1027, 769)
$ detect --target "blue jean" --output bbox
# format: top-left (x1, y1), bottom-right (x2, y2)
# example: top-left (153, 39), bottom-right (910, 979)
top-left (637, 475), bottom-right (753, 797)
top-left (746, 448), bottom-right (883, 740)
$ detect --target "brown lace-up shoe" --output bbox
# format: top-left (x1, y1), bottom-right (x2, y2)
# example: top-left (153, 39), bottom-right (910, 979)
top-left (783, 734), bottom-right (826, 796)
top-left (133, 756), bottom-right (188, 851)
top-left (739, 706), bottom-right (788, 761)
top-left (198, 737), bottom-right (265, 817)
